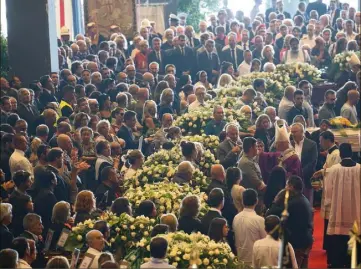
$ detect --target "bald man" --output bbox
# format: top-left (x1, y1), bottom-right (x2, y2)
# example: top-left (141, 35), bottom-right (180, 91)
top-left (206, 164), bottom-right (227, 194)
top-left (340, 90), bottom-right (360, 124)
top-left (117, 72), bottom-right (128, 83)
top-left (173, 161), bottom-right (195, 185)
top-left (129, 88), bottom-right (149, 121)
top-left (142, 72), bottom-right (155, 95)
top-left (85, 230), bottom-right (105, 269)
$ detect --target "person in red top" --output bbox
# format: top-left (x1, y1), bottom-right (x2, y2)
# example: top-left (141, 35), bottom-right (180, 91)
top-left (134, 40), bottom-right (150, 74)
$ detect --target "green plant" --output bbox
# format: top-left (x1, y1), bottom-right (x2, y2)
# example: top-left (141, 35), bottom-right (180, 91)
top-left (0, 26), bottom-right (9, 78)
top-left (178, 0), bottom-right (220, 31)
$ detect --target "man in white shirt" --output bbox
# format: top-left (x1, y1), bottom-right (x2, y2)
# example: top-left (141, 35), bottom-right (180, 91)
top-left (345, 19), bottom-right (357, 41)
top-left (340, 90), bottom-right (359, 125)
top-left (188, 85), bottom-right (207, 111)
top-left (253, 215), bottom-right (298, 268)
top-left (233, 189), bottom-right (267, 265)
top-left (278, 86), bottom-right (296, 120)
top-left (9, 134), bottom-right (33, 178)
top-left (237, 50), bottom-right (252, 76)
top-left (85, 230), bottom-right (105, 269)
top-left (300, 24), bottom-right (316, 49)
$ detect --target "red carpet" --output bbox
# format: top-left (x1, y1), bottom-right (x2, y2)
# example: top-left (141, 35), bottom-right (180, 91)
top-left (309, 209), bottom-right (327, 268)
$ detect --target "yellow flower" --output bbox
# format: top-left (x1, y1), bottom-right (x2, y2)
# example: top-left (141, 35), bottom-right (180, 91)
top-left (172, 262), bottom-right (178, 267)
top-left (223, 258), bottom-right (228, 264)
top-left (183, 254), bottom-right (190, 260)
top-left (203, 258), bottom-right (210, 266)
top-left (76, 235), bottom-right (83, 241)
top-left (131, 232), bottom-right (136, 237)
top-left (121, 236), bottom-right (126, 241)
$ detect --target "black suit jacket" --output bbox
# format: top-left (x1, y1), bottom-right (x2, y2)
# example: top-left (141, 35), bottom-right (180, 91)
top-left (188, 37), bottom-right (200, 48)
top-left (17, 102), bottom-right (40, 135)
top-left (147, 49), bottom-right (166, 73)
top-left (306, 1), bottom-right (327, 16)
top-left (197, 50), bottom-right (220, 82)
top-left (207, 25), bottom-right (217, 35)
top-left (201, 209), bottom-right (223, 235)
top-left (117, 125), bottom-right (139, 150)
top-left (291, 138), bottom-right (317, 188)
top-left (178, 216), bottom-right (203, 234)
top-left (45, 165), bottom-right (70, 203)
top-left (330, 9), bottom-right (341, 27)
top-left (169, 46), bottom-right (194, 76)
top-left (221, 46), bottom-right (244, 70)
top-left (0, 224), bottom-right (13, 250)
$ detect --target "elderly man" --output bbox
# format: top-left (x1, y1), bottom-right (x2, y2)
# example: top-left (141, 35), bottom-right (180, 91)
top-left (300, 24), bottom-right (316, 48)
top-left (204, 105), bottom-right (226, 136)
top-left (142, 72), bottom-right (155, 96)
top-left (206, 164), bottom-right (227, 194)
top-left (290, 123), bottom-right (317, 204)
top-left (129, 88), bottom-right (149, 121)
top-left (85, 230), bottom-right (105, 269)
top-left (35, 125), bottom-right (49, 144)
top-left (340, 89), bottom-right (360, 124)
top-left (216, 124), bottom-right (242, 169)
top-left (172, 161), bottom-right (195, 186)
top-left (185, 25), bottom-right (200, 48)
top-left (153, 113), bottom-right (173, 149)
top-left (16, 88), bottom-right (40, 135)
top-left (188, 85), bottom-right (207, 112)
top-left (9, 134), bottom-right (33, 178)
top-left (221, 33), bottom-right (244, 71)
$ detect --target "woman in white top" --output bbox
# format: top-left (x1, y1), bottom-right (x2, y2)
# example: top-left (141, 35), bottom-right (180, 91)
top-left (283, 37), bottom-right (311, 64)
top-left (121, 150), bottom-right (144, 180)
top-left (226, 167), bottom-right (245, 212)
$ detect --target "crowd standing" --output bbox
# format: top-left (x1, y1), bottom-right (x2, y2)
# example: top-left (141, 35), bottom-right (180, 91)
top-left (0, 0), bottom-right (360, 268)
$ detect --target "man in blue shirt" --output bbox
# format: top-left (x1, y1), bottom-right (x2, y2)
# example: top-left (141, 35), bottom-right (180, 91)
top-left (205, 105), bottom-right (227, 136)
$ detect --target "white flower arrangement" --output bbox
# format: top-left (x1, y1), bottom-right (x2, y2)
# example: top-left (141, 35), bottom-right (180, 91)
top-left (333, 51), bottom-right (361, 71)
top-left (180, 134), bottom-right (220, 153)
top-left (133, 232), bottom-right (238, 269)
top-left (124, 182), bottom-right (209, 217)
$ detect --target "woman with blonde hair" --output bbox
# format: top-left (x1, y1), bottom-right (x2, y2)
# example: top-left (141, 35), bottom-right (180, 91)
top-left (121, 150), bottom-right (144, 180)
top-left (178, 195), bottom-right (202, 234)
top-left (261, 45), bottom-right (279, 68)
top-left (142, 100), bottom-right (160, 136)
top-left (216, 73), bottom-right (233, 88)
top-left (74, 190), bottom-right (96, 225)
top-left (49, 201), bottom-right (73, 250)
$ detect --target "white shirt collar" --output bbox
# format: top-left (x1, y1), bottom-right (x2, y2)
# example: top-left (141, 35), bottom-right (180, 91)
top-left (14, 149), bottom-right (25, 155)
top-left (209, 208), bottom-right (222, 215)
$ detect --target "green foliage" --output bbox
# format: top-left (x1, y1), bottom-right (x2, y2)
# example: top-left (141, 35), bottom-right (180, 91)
top-left (0, 26), bottom-right (9, 78)
top-left (178, 0), bottom-right (220, 31)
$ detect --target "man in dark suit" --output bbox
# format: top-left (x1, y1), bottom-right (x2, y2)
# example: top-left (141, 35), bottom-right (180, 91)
top-left (306, 0), bottom-right (327, 17)
top-left (290, 123), bottom-right (317, 205)
top-left (216, 124), bottom-right (242, 169)
top-left (197, 39), bottom-right (220, 84)
top-left (169, 34), bottom-right (194, 77)
top-left (265, 0), bottom-right (277, 22)
top-left (266, 176), bottom-right (313, 268)
top-left (217, 9), bottom-right (230, 34)
top-left (276, 0), bottom-right (291, 19)
top-left (201, 188), bottom-right (225, 235)
top-left (161, 29), bottom-right (174, 51)
top-left (207, 14), bottom-right (218, 35)
top-left (148, 62), bottom-right (164, 85)
top-left (46, 148), bottom-right (71, 203)
top-left (185, 26), bottom-right (200, 49)
top-left (328, 0), bottom-right (341, 27)
top-left (125, 65), bottom-right (142, 85)
top-left (147, 37), bottom-right (166, 74)
top-left (214, 26), bottom-right (227, 55)
top-left (287, 90), bottom-right (309, 125)
top-left (221, 33), bottom-right (244, 71)
top-left (17, 88), bottom-right (40, 135)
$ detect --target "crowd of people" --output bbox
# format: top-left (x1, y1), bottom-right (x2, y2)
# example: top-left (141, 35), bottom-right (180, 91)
top-left (0, 0), bottom-right (360, 268)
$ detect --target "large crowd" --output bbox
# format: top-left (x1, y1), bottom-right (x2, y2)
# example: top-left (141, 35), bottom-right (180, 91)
top-left (0, 0), bottom-right (360, 268)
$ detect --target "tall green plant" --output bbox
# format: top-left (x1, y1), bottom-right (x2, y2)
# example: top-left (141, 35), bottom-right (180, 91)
top-left (0, 26), bottom-right (9, 78)
top-left (178, 0), bottom-right (220, 31)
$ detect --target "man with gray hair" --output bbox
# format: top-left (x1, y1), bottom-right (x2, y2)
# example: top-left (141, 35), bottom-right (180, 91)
top-left (188, 86), bottom-right (207, 112)
top-left (35, 124), bottom-right (49, 144)
top-left (85, 230), bottom-right (105, 269)
top-left (263, 62), bottom-right (276, 72)
top-left (217, 124), bottom-right (242, 169)
top-left (198, 39), bottom-right (220, 84)
top-left (172, 161), bottom-right (195, 186)
top-left (153, 113), bottom-right (174, 149)
top-left (205, 105), bottom-right (226, 136)
top-left (16, 88), bottom-right (40, 135)
top-left (290, 122), bottom-right (317, 204)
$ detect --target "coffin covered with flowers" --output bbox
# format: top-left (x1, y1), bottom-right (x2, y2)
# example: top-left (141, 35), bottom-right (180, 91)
top-left (127, 232), bottom-right (238, 269)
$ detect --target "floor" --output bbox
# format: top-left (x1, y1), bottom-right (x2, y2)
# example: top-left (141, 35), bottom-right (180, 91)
top-left (309, 209), bottom-right (327, 268)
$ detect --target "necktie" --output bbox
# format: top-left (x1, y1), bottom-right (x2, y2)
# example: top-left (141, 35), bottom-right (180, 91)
top-left (181, 47), bottom-right (184, 56)
top-left (208, 53), bottom-right (212, 61)
top-left (243, 43), bottom-right (247, 50)
top-left (190, 39), bottom-right (193, 47)
top-left (157, 51), bottom-right (161, 63)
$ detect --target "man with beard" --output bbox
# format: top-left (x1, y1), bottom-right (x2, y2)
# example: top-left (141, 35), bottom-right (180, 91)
top-left (318, 90), bottom-right (337, 121)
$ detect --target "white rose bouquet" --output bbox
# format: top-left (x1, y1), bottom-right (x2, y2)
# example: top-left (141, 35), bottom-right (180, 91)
top-left (180, 134), bottom-right (220, 154)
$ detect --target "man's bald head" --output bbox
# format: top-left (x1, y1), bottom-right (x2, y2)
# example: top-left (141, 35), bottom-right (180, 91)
top-left (129, 84), bottom-right (140, 96)
top-left (210, 164), bottom-right (226, 182)
top-left (161, 113), bottom-right (173, 128)
top-left (137, 88), bottom-right (149, 100)
top-left (57, 122), bottom-right (72, 134)
top-left (143, 72), bottom-right (154, 82)
top-left (187, 94), bottom-right (196, 104)
top-left (117, 72), bottom-right (127, 82)
top-left (347, 89), bottom-right (360, 105)
top-left (284, 86), bottom-right (296, 100)
top-left (57, 134), bottom-right (73, 153)
top-left (86, 230), bottom-right (105, 251)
